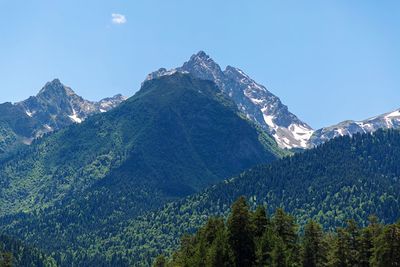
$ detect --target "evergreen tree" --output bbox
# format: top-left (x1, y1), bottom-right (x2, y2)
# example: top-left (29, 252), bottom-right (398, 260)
top-left (271, 237), bottom-right (289, 267)
top-left (272, 208), bottom-right (299, 265)
top-left (302, 220), bottom-right (328, 267)
top-left (251, 205), bottom-right (269, 239)
top-left (358, 216), bottom-right (382, 267)
top-left (227, 196), bottom-right (255, 267)
top-left (346, 220), bottom-right (361, 266)
top-left (372, 223), bottom-right (400, 267)
top-left (205, 224), bottom-right (232, 267)
top-left (329, 228), bottom-right (350, 267)
top-left (256, 227), bottom-right (276, 266)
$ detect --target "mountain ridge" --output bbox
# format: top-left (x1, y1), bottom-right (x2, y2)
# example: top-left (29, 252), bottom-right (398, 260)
top-left (0, 79), bottom-right (126, 153)
top-left (310, 108), bottom-right (400, 146)
top-left (146, 51), bottom-right (313, 149)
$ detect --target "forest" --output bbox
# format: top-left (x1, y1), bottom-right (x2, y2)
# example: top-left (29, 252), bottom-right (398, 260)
top-left (0, 235), bottom-right (56, 267)
top-left (154, 197), bottom-right (400, 267)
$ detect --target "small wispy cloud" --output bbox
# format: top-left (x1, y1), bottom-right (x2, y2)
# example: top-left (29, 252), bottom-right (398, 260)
top-left (111, 13), bottom-right (127, 25)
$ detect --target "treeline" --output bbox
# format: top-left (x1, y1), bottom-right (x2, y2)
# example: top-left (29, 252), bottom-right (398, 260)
top-left (154, 197), bottom-right (400, 267)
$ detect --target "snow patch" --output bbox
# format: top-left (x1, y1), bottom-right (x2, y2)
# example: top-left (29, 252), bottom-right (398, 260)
top-left (385, 110), bottom-right (400, 118)
top-left (68, 110), bottom-right (83, 123)
top-left (26, 110), bottom-right (33, 117)
top-left (263, 115), bottom-right (276, 129)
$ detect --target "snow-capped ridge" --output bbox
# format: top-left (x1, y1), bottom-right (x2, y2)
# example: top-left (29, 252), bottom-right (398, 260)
top-left (310, 108), bottom-right (400, 147)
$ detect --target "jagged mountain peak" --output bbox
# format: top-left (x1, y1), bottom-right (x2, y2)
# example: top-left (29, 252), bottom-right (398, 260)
top-left (0, 80), bottom-right (127, 150)
top-left (179, 51), bottom-right (224, 83)
top-left (187, 50), bottom-right (214, 64)
top-left (146, 51), bottom-right (314, 149)
top-left (38, 79), bottom-right (75, 97)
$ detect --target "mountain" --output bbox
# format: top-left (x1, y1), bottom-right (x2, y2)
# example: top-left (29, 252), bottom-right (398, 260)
top-left (90, 129), bottom-right (400, 266)
top-left (147, 51), bottom-right (313, 149)
top-left (0, 79), bottom-right (126, 153)
top-left (310, 108), bottom-right (400, 146)
top-left (147, 51), bottom-right (400, 150)
top-left (0, 73), bottom-right (282, 266)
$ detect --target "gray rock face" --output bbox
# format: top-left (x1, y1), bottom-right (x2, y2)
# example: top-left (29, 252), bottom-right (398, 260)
top-left (0, 79), bottom-right (126, 150)
top-left (146, 51), bottom-right (313, 149)
top-left (16, 79), bottom-right (126, 136)
top-left (310, 109), bottom-right (400, 146)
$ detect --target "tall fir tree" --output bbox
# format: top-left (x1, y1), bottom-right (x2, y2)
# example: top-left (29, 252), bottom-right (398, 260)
top-left (272, 208), bottom-right (299, 266)
top-left (302, 220), bottom-right (328, 267)
top-left (372, 223), bottom-right (400, 267)
top-left (227, 196), bottom-right (256, 267)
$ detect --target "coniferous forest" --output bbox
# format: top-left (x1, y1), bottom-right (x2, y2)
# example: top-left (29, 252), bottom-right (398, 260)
top-left (155, 197), bottom-right (400, 267)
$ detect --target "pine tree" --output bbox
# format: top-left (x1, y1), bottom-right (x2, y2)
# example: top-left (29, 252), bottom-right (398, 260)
top-left (205, 224), bottom-right (232, 267)
top-left (302, 220), bottom-right (328, 267)
top-left (256, 227), bottom-right (276, 266)
top-left (346, 220), bottom-right (361, 266)
top-left (358, 216), bottom-right (382, 267)
top-left (271, 237), bottom-right (289, 267)
top-left (251, 205), bottom-right (269, 239)
top-left (227, 196), bottom-right (255, 267)
top-left (272, 208), bottom-right (299, 265)
top-left (330, 228), bottom-right (350, 267)
top-left (372, 223), bottom-right (400, 267)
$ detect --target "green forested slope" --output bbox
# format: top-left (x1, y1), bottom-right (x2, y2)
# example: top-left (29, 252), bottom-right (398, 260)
top-left (97, 129), bottom-right (400, 266)
top-left (0, 73), bottom-right (281, 266)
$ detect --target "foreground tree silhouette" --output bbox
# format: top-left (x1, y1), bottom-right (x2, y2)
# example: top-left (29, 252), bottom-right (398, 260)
top-left (227, 196), bottom-right (255, 267)
top-left (372, 223), bottom-right (400, 267)
top-left (302, 220), bottom-right (328, 267)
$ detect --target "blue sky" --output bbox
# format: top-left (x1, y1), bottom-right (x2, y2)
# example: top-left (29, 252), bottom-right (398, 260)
top-left (0, 1), bottom-right (399, 129)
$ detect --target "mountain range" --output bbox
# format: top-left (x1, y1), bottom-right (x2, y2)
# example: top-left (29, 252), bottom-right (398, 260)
top-left (147, 51), bottom-right (400, 149)
top-left (1, 51), bottom-right (398, 152)
top-left (0, 79), bottom-right (126, 153)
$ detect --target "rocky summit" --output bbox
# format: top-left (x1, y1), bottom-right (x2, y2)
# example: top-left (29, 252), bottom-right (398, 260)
top-left (147, 51), bottom-right (314, 149)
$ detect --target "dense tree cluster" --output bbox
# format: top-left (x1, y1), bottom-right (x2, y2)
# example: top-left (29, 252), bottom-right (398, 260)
top-left (0, 235), bottom-right (56, 267)
top-left (156, 197), bottom-right (400, 267)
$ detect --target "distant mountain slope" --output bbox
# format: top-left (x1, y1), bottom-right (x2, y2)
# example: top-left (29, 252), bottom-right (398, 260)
top-left (310, 108), bottom-right (400, 146)
top-left (0, 73), bottom-right (282, 266)
top-left (0, 79), bottom-right (125, 153)
top-left (92, 129), bottom-right (400, 266)
top-left (147, 51), bottom-right (313, 149)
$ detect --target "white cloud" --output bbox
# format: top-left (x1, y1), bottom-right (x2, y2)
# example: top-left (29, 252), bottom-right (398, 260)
top-left (111, 13), bottom-right (127, 24)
